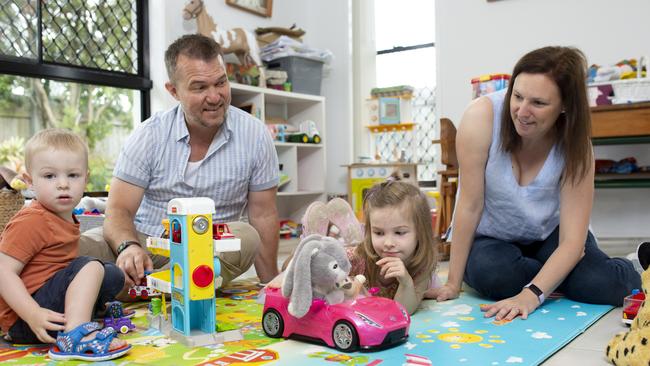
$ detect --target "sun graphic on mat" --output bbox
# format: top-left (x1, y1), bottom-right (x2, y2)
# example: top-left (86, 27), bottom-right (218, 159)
top-left (427, 328), bottom-right (506, 349)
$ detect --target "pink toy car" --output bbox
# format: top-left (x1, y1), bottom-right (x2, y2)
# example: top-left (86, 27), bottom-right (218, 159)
top-left (262, 287), bottom-right (410, 352)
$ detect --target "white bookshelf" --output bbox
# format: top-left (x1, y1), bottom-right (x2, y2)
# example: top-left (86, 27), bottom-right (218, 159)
top-left (230, 83), bottom-right (327, 222)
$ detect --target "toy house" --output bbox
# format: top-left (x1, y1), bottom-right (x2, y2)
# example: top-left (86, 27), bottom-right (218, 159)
top-left (145, 197), bottom-right (242, 347)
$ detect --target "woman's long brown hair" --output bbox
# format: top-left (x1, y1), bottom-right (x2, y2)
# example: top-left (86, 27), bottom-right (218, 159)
top-left (500, 46), bottom-right (593, 186)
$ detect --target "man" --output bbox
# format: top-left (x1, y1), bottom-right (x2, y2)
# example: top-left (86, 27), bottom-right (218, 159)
top-left (80, 34), bottom-right (279, 287)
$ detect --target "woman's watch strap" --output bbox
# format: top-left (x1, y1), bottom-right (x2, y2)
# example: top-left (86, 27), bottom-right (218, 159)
top-left (117, 240), bottom-right (140, 256)
top-left (524, 282), bottom-right (545, 304)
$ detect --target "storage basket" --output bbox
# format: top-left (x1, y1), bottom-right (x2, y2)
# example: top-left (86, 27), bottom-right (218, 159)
top-left (264, 56), bottom-right (324, 95)
top-left (77, 214), bottom-right (105, 233)
top-left (0, 190), bottom-right (25, 235)
top-left (591, 56), bottom-right (650, 105)
top-left (609, 77), bottom-right (650, 104)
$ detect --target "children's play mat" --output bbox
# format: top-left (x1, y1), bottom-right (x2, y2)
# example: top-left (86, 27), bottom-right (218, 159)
top-left (0, 279), bottom-right (612, 366)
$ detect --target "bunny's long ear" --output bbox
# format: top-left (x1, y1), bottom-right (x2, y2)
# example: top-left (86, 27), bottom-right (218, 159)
top-left (282, 234), bottom-right (323, 298)
top-left (287, 239), bottom-right (321, 318)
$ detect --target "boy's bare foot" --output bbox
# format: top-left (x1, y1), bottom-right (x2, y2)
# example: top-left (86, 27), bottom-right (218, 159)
top-left (79, 331), bottom-right (126, 350)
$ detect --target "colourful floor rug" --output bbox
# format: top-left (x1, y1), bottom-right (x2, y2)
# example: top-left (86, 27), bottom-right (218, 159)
top-left (0, 279), bottom-right (613, 366)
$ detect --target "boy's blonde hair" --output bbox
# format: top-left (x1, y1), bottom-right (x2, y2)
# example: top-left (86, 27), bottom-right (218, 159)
top-left (24, 129), bottom-right (89, 173)
top-left (356, 176), bottom-right (437, 298)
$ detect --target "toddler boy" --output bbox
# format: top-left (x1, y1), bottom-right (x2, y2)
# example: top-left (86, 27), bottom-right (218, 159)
top-left (0, 129), bottom-right (129, 361)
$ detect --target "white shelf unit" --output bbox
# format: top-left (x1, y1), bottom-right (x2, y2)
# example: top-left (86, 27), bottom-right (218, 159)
top-left (230, 83), bottom-right (327, 222)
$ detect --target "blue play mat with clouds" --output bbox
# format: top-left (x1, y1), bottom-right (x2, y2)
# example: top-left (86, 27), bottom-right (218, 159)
top-left (0, 281), bottom-right (612, 366)
top-left (268, 291), bottom-right (613, 366)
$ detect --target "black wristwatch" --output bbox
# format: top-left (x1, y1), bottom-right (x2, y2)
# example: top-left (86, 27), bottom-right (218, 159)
top-left (524, 282), bottom-right (545, 304)
top-left (117, 240), bottom-right (140, 256)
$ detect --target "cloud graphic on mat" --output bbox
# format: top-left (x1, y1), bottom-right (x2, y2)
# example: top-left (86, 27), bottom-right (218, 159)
top-left (576, 311), bottom-right (587, 317)
top-left (441, 321), bottom-right (460, 327)
top-left (557, 317), bottom-right (565, 321)
top-left (571, 305), bottom-right (581, 308)
top-left (443, 304), bottom-right (473, 316)
top-left (506, 356), bottom-right (524, 363)
top-left (404, 341), bottom-right (417, 350)
top-left (531, 332), bottom-right (552, 339)
top-left (540, 309), bottom-right (549, 314)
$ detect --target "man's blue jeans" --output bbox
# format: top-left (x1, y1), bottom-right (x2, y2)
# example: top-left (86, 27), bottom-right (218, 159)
top-left (464, 226), bottom-right (640, 306)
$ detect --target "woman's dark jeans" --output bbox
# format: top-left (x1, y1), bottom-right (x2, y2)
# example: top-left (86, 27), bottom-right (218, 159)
top-left (464, 226), bottom-right (640, 306)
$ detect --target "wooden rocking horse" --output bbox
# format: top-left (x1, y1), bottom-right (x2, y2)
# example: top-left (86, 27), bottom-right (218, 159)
top-left (183, 0), bottom-right (262, 68)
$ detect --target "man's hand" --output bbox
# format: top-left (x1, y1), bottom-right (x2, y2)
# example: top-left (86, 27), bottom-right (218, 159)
top-left (480, 289), bottom-right (540, 321)
top-left (115, 244), bottom-right (153, 287)
top-left (25, 307), bottom-right (66, 343)
top-left (376, 257), bottom-right (412, 285)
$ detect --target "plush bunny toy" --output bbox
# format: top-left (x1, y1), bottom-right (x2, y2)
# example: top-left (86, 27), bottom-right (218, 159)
top-left (282, 234), bottom-right (351, 318)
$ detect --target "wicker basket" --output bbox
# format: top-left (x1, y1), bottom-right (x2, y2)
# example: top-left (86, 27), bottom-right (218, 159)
top-left (0, 190), bottom-right (25, 235)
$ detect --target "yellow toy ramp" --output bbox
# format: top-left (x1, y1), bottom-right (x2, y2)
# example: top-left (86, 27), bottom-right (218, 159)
top-left (147, 270), bottom-right (171, 294)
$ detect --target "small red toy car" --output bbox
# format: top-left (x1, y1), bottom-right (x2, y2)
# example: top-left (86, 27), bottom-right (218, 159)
top-left (262, 287), bottom-right (410, 352)
top-left (128, 277), bottom-right (161, 299)
top-left (623, 289), bottom-right (645, 325)
top-left (213, 223), bottom-right (236, 240)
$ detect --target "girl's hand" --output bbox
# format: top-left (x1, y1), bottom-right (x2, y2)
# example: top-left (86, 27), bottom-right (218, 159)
top-left (428, 283), bottom-right (461, 302)
top-left (481, 289), bottom-right (540, 321)
top-left (25, 307), bottom-right (66, 343)
top-left (265, 273), bottom-right (284, 289)
top-left (376, 257), bottom-right (412, 284)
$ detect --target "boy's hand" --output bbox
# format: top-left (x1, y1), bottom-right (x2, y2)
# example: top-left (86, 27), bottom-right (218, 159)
top-left (376, 257), bottom-right (412, 285)
top-left (25, 307), bottom-right (65, 344)
top-left (116, 244), bottom-right (153, 287)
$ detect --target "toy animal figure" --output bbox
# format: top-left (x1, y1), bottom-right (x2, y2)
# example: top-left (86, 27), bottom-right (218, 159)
top-left (606, 268), bottom-right (650, 365)
top-left (340, 274), bottom-right (368, 300)
top-left (282, 234), bottom-right (351, 318)
top-left (183, 0), bottom-right (261, 67)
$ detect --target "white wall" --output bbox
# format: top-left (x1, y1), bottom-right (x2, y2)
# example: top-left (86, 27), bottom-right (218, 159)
top-left (148, 0), bottom-right (353, 195)
top-left (436, 0), bottom-right (650, 241)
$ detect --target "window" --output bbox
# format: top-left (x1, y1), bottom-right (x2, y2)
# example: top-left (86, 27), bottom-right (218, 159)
top-left (374, 0), bottom-right (437, 181)
top-left (0, 0), bottom-right (151, 192)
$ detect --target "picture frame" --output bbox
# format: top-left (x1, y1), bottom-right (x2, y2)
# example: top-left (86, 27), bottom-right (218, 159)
top-left (225, 0), bottom-right (273, 18)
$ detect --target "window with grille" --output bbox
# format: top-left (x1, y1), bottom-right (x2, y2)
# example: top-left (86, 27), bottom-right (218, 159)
top-left (0, 0), bottom-right (150, 192)
top-left (374, 0), bottom-right (437, 182)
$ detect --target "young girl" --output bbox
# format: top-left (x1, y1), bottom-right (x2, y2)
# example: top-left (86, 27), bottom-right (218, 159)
top-left (349, 178), bottom-right (437, 314)
top-left (292, 177), bottom-right (437, 314)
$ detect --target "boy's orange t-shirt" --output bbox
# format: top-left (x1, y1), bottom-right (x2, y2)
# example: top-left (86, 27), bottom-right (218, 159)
top-left (0, 200), bottom-right (79, 333)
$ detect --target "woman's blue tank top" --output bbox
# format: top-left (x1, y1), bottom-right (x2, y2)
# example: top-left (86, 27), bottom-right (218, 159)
top-left (474, 90), bottom-right (565, 244)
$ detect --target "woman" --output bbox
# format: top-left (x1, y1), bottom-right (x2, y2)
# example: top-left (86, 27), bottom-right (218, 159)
top-left (429, 46), bottom-right (640, 321)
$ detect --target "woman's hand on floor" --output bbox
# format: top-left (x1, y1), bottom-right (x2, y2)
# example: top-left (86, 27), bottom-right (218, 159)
top-left (427, 283), bottom-right (461, 302)
top-left (481, 290), bottom-right (540, 321)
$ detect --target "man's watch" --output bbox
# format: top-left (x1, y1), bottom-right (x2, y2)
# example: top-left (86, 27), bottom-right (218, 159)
top-left (524, 282), bottom-right (545, 304)
top-left (117, 240), bottom-right (140, 256)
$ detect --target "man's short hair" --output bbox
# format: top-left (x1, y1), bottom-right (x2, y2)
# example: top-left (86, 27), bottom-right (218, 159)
top-left (164, 34), bottom-right (224, 82)
top-left (24, 128), bottom-right (89, 173)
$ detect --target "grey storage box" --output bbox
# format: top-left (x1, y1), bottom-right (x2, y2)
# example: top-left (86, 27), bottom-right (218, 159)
top-left (265, 56), bottom-right (324, 95)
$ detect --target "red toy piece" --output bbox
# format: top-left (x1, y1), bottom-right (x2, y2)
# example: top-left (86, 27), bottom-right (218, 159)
top-left (213, 223), bottom-right (236, 240)
top-left (128, 277), bottom-right (161, 300)
top-left (622, 289), bottom-right (645, 325)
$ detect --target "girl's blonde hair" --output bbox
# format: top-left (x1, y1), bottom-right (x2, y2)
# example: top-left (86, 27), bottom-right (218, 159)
top-left (355, 176), bottom-right (437, 298)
